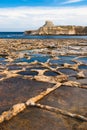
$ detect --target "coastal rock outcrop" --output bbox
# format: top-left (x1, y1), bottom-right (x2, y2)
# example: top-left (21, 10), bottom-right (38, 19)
top-left (25, 21), bottom-right (87, 35)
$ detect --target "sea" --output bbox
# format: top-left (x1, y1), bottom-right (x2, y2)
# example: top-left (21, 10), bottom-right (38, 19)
top-left (0, 32), bottom-right (87, 39)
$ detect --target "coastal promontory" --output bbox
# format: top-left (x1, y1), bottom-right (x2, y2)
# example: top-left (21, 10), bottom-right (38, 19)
top-left (25, 21), bottom-right (87, 35)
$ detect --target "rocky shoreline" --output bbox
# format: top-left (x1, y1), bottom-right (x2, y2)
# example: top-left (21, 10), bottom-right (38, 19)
top-left (0, 38), bottom-right (87, 130)
top-left (0, 38), bottom-right (87, 59)
top-left (25, 21), bottom-right (87, 35)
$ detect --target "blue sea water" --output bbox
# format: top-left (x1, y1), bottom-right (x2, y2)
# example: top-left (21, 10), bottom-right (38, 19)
top-left (0, 32), bottom-right (87, 39)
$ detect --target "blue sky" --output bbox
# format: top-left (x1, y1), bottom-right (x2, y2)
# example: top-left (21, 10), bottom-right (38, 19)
top-left (0, 0), bottom-right (87, 31)
top-left (0, 0), bottom-right (87, 7)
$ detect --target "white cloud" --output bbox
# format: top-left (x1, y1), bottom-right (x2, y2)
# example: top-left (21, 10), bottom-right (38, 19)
top-left (62, 0), bottom-right (83, 4)
top-left (0, 6), bottom-right (87, 31)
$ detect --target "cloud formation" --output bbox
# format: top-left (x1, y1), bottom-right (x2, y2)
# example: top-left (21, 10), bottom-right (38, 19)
top-left (0, 6), bottom-right (87, 31)
top-left (62, 0), bottom-right (84, 4)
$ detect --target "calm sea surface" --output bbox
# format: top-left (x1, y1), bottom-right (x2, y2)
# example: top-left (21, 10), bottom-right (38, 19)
top-left (0, 32), bottom-right (87, 39)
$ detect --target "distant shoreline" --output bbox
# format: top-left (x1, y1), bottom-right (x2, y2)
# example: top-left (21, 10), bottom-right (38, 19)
top-left (25, 21), bottom-right (87, 36)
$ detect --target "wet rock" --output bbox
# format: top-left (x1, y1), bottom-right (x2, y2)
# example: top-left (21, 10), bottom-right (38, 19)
top-left (24, 53), bottom-right (29, 58)
top-left (32, 69), bottom-right (48, 76)
top-left (2, 111), bottom-right (13, 120)
top-left (58, 68), bottom-right (77, 76)
top-left (44, 70), bottom-right (59, 76)
top-left (1, 103), bottom-right (26, 122)
top-left (63, 63), bottom-right (71, 68)
top-left (63, 81), bottom-right (80, 87)
top-left (78, 122), bottom-right (87, 130)
top-left (0, 115), bottom-right (4, 123)
top-left (0, 53), bottom-right (8, 57)
top-left (71, 64), bottom-right (79, 70)
top-left (0, 38), bottom-right (87, 128)
top-left (34, 74), bottom-right (67, 84)
top-left (77, 71), bottom-right (85, 79)
top-left (26, 83), bottom-right (61, 106)
top-left (12, 103), bottom-right (26, 116)
top-left (0, 39), bottom-right (87, 57)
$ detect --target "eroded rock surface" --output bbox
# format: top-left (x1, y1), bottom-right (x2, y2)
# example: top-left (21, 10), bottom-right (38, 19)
top-left (0, 38), bottom-right (87, 130)
top-left (25, 21), bottom-right (87, 35)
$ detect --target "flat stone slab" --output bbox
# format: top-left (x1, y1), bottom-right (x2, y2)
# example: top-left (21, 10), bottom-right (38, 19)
top-left (39, 86), bottom-right (87, 115)
top-left (0, 107), bottom-right (86, 130)
top-left (0, 77), bottom-right (54, 114)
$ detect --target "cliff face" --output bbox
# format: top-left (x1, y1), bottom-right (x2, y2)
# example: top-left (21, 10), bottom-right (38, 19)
top-left (25, 21), bottom-right (87, 35)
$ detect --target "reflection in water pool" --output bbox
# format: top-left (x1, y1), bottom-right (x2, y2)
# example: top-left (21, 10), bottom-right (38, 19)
top-left (77, 57), bottom-right (87, 64)
top-left (15, 55), bottom-right (50, 63)
top-left (50, 59), bottom-right (75, 65)
top-left (18, 70), bottom-right (38, 76)
top-left (0, 57), bottom-right (7, 65)
top-left (58, 68), bottom-right (77, 75)
top-left (78, 65), bottom-right (87, 69)
top-left (44, 71), bottom-right (59, 76)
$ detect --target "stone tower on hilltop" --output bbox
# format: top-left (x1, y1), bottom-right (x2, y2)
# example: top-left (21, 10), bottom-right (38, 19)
top-left (43, 21), bottom-right (54, 27)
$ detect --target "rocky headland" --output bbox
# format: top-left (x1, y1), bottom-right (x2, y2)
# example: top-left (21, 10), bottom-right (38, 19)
top-left (25, 21), bottom-right (87, 35)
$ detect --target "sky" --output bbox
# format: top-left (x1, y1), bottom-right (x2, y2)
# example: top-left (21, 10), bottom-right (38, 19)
top-left (0, 0), bottom-right (87, 31)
